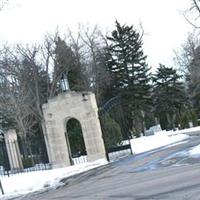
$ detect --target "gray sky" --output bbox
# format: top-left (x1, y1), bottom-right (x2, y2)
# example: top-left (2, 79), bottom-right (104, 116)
top-left (0, 0), bottom-right (193, 69)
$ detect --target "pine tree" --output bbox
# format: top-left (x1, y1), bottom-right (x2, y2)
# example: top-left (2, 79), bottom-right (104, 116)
top-left (106, 21), bottom-right (152, 135)
top-left (153, 64), bottom-right (187, 129)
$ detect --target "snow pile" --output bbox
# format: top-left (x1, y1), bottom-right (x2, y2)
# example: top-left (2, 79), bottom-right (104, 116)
top-left (189, 144), bottom-right (200, 157)
top-left (130, 132), bottom-right (189, 154)
top-left (170, 126), bottom-right (200, 135)
top-left (0, 159), bottom-right (107, 199)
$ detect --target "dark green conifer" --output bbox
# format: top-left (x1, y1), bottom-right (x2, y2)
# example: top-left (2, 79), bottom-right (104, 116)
top-left (106, 21), bottom-right (152, 135)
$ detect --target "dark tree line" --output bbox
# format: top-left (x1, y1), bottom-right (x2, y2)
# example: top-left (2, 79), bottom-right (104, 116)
top-left (0, 20), bottom-right (198, 153)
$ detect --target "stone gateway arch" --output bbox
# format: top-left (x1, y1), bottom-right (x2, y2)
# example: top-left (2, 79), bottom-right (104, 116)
top-left (42, 91), bottom-right (107, 168)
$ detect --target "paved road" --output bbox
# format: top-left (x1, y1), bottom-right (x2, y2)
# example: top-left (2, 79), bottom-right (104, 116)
top-left (15, 135), bottom-right (200, 200)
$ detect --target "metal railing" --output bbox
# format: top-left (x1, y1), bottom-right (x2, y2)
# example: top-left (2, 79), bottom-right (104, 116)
top-left (107, 144), bottom-right (132, 161)
top-left (0, 138), bottom-right (49, 177)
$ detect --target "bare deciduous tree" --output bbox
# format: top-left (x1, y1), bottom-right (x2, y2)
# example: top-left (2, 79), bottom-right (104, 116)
top-left (175, 33), bottom-right (200, 114)
top-left (184, 0), bottom-right (200, 28)
top-left (0, 0), bottom-right (8, 11)
top-left (0, 45), bottom-right (37, 139)
top-left (74, 25), bottom-right (111, 104)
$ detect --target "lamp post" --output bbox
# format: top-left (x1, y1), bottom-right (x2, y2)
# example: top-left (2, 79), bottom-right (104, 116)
top-left (60, 73), bottom-right (70, 92)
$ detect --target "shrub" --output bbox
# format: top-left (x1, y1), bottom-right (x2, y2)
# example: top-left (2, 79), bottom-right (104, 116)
top-left (100, 114), bottom-right (123, 149)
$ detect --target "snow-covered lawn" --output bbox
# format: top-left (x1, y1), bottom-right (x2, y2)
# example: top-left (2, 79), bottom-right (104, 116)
top-left (0, 159), bottom-right (107, 199)
top-left (174, 126), bottom-right (200, 134)
top-left (130, 131), bottom-right (189, 154)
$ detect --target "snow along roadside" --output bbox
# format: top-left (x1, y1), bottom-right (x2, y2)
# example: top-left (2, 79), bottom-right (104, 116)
top-left (189, 144), bottom-right (200, 157)
top-left (0, 159), bottom-right (107, 199)
top-left (130, 133), bottom-right (189, 154)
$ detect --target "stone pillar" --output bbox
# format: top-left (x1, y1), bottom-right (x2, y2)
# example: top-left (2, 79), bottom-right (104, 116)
top-left (43, 118), bottom-right (71, 168)
top-left (81, 94), bottom-right (107, 162)
top-left (4, 129), bottom-right (23, 172)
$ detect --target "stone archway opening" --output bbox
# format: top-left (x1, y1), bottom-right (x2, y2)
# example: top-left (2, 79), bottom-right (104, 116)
top-left (66, 118), bottom-right (87, 164)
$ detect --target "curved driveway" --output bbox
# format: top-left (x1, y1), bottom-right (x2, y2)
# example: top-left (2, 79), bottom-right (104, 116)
top-left (15, 135), bottom-right (200, 200)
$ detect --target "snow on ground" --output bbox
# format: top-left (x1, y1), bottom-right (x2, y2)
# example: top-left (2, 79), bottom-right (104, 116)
top-left (1, 126), bottom-right (200, 199)
top-left (130, 131), bottom-right (189, 154)
top-left (175, 126), bottom-right (200, 134)
top-left (0, 159), bottom-right (107, 199)
top-left (189, 144), bottom-right (200, 157)
top-left (130, 126), bottom-right (200, 155)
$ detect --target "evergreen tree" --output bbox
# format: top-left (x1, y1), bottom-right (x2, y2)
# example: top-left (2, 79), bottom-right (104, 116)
top-left (179, 110), bottom-right (198, 129)
top-left (106, 21), bottom-right (152, 135)
top-left (153, 64), bottom-right (187, 129)
top-left (54, 36), bottom-right (85, 91)
top-left (100, 113), bottom-right (123, 149)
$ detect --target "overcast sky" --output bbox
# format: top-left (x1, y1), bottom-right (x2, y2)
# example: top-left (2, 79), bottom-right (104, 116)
top-left (0, 0), bottom-right (194, 69)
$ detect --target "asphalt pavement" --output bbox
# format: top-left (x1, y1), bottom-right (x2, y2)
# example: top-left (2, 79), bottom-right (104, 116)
top-left (13, 135), bottom-right (200, 200)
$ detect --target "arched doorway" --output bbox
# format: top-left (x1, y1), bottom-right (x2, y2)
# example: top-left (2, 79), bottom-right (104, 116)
top-left (66, 118), bottom-right (87, 165)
